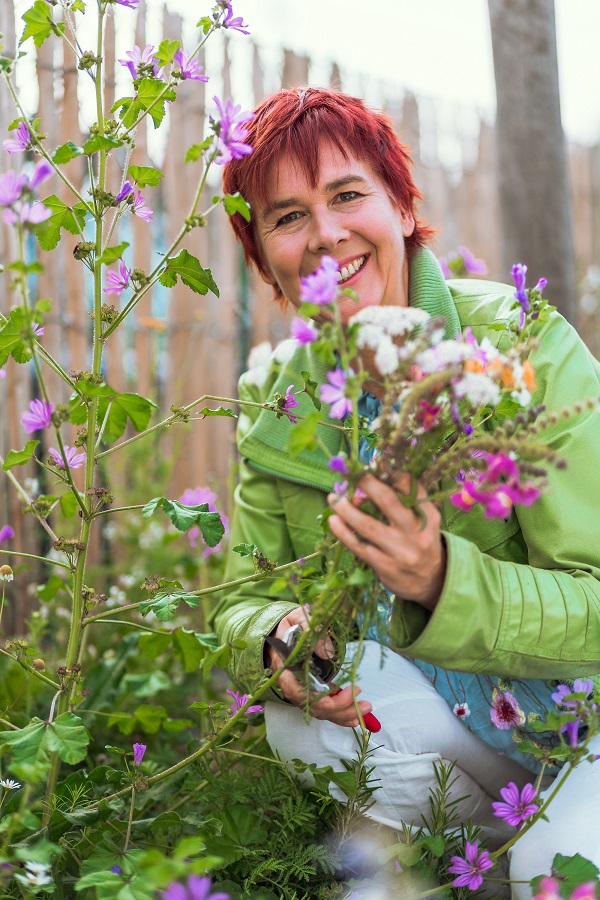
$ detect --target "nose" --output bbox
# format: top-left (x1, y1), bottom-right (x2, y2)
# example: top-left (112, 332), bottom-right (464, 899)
top-left (307, 207), bottom-right (349, 254)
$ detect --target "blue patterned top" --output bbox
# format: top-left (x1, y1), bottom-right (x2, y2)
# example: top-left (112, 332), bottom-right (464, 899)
top-left (356, 391), bottom-right (560, 775)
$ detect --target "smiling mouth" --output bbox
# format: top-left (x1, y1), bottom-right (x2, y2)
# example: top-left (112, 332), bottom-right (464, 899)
top-left (336, 255), bottom-right (367, 284)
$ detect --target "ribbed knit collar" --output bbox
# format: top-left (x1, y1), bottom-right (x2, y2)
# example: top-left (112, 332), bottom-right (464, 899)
top-left (238, 248), bottom-right (460, 490)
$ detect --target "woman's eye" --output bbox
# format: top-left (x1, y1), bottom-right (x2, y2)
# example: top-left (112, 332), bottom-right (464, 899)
top-left (337, 191), bottom-right (360, 202)
top-left (276, 211), bottom-right (300, 227)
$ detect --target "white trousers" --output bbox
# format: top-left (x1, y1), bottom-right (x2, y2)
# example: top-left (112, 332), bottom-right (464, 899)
top-left (265, 641), bottom-right (600, 899)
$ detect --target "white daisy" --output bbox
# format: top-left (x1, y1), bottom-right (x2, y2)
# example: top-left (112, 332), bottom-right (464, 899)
top-left (0, 778), bottom-right (21, 790)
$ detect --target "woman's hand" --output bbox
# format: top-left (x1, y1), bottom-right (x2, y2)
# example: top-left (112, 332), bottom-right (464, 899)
top-left (328, 473), bottom-right (447, 611)
top-left (265, 606), bottom-right (373, 728)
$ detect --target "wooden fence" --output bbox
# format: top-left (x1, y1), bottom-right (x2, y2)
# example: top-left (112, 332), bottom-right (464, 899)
top-left (1, 1), bottom-right (600, 614)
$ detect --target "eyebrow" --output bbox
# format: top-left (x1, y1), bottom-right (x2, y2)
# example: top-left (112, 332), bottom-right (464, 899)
top-left (261, 174), bottom-right (369, 220)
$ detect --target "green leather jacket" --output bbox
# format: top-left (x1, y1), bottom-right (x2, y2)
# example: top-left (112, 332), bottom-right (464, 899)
top-left (212, 249), bottom-right (600, 698)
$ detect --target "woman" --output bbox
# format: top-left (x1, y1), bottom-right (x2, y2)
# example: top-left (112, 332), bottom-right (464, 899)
top-left (212, 87), bottom-right (600, 894)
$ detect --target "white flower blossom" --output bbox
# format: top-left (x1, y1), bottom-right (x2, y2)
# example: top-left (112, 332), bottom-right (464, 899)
top-left (512, 387), bottom-right (531, 406)
top-left (454, 371), bottom-right (501, 407)
top-left (416, 340), bottom-right (473, 373)
top-left (0, 778), bottom-right (21, 790)
top-left (374, 336), bottom-right (400, 375)
top-left (350, 305), bottom-right (429, 335)
top-left (355, 323), bottom-right (384, 350)
top-left (15, 861), bottom-right (52, 887)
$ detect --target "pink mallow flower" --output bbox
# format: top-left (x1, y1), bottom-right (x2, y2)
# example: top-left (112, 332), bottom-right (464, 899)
top-left (328, 455), bottom-right (349, 477)
top-left (222, 1), bottom-right (250, 34)
top-left (0, 159), bottom-right (52, 227)
top-left (226, 689), bottom-right (263, 716)
top-left (173, 49), bottom-right (209, 82)
top-left (290, 316), bottom-right (318, 345)
top-left (492, 782), bottom-right (538, 827)
top-left (3, 121), bottom-right (30, 155)
top-left (132, 743), bottom-right (146, 766)
top-left (48, 445), bottom-right (86, 469)
top-left (162, 874), bottom-right (230, 900)
top-left (450, 451), bottom-right (541, 520)
top-left (21, 399), bottom-right (54, 433)
top-left (490, 688), bottom-right (526, 730)
top-left (0, 525), bottom-right (14, 545)
top-left (118, 44), bottom-right (161, 79)
top-left (533, 877), bottom-right (561, 900)
top-left (103, 260), bottom-right (131, 295)
top-left (448, 841), bottom-right (494, 891)
top-left (132, 190), bottom-right (153, 221)
top-left (114, 0), bottom-right (139, 9)
top-left (300, 255), bottom-right (338, 305)
top-left (570, 885), bottom-right (598, 900)
top-left (279, 385), bottom-right (299, 423)
top-left (212, 96), bottom-right (254, 165)
top-left (179, 487), bottom-right (229, 557)
top-left (551, 679), bottom-right (594, 706)
top-left (319, 368), bottom-right (353, 420)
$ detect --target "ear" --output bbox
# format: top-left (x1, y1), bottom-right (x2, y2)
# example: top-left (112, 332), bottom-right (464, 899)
top-left (401, 211), bottom-right (415, 238)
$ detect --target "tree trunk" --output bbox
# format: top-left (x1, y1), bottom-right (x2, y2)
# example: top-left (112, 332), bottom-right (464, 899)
top-left (488, 0), bottom-right (576, 322)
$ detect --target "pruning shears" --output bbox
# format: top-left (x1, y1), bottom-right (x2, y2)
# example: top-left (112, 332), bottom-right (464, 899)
top-left (266, 624), bottom-right (382, 733)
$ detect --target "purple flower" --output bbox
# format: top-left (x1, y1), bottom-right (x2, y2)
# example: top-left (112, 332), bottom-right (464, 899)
top-left (333, 480), bottom-right (349, 494)
top-left (328, 455), bottom-right (349, 476)
top-left (118, 44), bottom-right (161, 79)
top-left (226, 688), bottom-right (263, 716)
top-left (32, 322), bottom-right (45, 337)
top-left (279, 384), bottom-right (299, 423)
top-left (459, 246), bottom-right (487, 275)
top-left (162, 874), bottom-right (229, 900)
top-left (492, 781), bottom-right (538, 827)
top-left (319, 368), bottom-right (353, 420)
top-left (103, 261), bottom-right (131, 295)
top-left (490, 688), bottom-right (526, 730)
top-left (511, 261), bottom-right (531, 328)
top-left (300, 256), bottom-right (339, 306)
top-left (212, 96), bottom-right (254, 165)
top-left (448, 841), bottom-right (494, 891)
top-left (570, 884), bottom-right (598, 900)
top-left (48, 445), bottom-right (86, 469)
top-left (132, 742), bottom-right (146, 766)
top-left (0, 525), bottom-right (14, 545)
top-left (3, 121), bottom-right (30, 155)
top-left (0, 368), bottom-right (5, 378)
top-left (114, 181), bottom-right (133, 204)
top-left (111, 865), bottom-right (122, 874)
top-left (179, 486), bottom-right (229, 556)
top-left (30, 159), bottom-right (53, 189)
top-left (3, 201), bottom-right (51, 226)
top-left (132, 190), bottom-right (153, 221)
top-left (114, 0), bottom-right (139, 8)
top-left (560, 717), bottom-right (581, 748)
top-left (222, 2), bottom-right (250, 34)
top-left (173, 49), bottom-right (209, 82)
top-left (21, 399), bottom-right (54, 433)
top-left (0, 170), bottom-right (28, 206)
top-left (290, 316), bottom-right (318, 345)
top-left (552, 679), bottom-right (594, 706)
top-left (438, 256), bottom-right (451, 278)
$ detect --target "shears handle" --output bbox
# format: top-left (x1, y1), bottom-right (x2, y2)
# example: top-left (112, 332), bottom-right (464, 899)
top-left (328, 687), bottom-right (382, 733)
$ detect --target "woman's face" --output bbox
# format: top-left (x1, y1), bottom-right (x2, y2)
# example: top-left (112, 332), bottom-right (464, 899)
top-left (254, 142), bottom-right (415, 323)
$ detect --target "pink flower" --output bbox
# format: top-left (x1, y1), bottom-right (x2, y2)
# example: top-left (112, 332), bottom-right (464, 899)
top-left (212, 96), bottom-right (254, 165)
top-left (279, 384), bottom-right (299, 423)
top-left (290, 316), bottom-right (318, 345)
top-left (103, 260), bottom-right (131, 295)
top-left (551, 679), bottom-right (594, 706)
top-left (0, 170), bottom-right (28, 206)
top-left (570, 884), bottom-right (598, 900)
top-left (118, 44), bottom-right (160, 79)
top-left (114, 0), bottom-right (139, 8)
top-left (132, 190), bottom-right (153, 221)
top-left (48, 445), bottom-right (86, 469)
top-left (459, 246), bottom-right (487, 275)
top-left (448, 841), bottom-right (494, 891)
top-left (450, 452), bottom-right (541, 520)
top-left (333, 479), bottom-right (349, 494)
top-left (319, 368), bottom-right (352, 419)
top-left (490, 689), bottom-right (526, 730)
top-left (3, 121), bottom-right (30, 155)
top-left (21, 399), bottom-right (54, 433)
top-left (416, 399), bottom-right (442, 431)
top-left (300, 256), bottom-right (339, 305)
top-left (114, 181), bottom-right (133, 204)
top-left (226, 689), bottom-right (263, 716)
top-left (179, 487), bottom-right (229, 556)
top-left (453, 701), bottom-right (471, 719)
top-left (328, 455), bottom-right (349, 476)
top-left (173, 48), bottom-right (209, 82)
top-left (533, 877), bottom-right (561, 900)
top-left (32, 322), bottom-right (44, 337)
top-left (222, 1), bottom-right (250, 34)
top-left (492, 781), bottom-right (538, 827)
top-left (132, 742), bottom-right (146, 766)
top-left (0, 525), bottom-right (14, 545)
top-left (162, 874), bottom-right (229, 900)
top-left (3, 201), bottom-right (51, 226)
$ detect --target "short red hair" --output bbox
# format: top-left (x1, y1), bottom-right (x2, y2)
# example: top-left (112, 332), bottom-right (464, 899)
top-left (222, 87), bottom-right (434, 301)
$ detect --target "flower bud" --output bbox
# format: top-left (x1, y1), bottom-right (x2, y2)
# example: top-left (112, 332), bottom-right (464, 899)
top-left (32, 658), bottom-right (45, 671)
top-left (0, 565), bottom-right (13, 582)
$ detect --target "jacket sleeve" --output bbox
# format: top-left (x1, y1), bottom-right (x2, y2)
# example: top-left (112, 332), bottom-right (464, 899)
top-left (210, 375), bottom-right (300, 697)
top-left (389, 310), bottom-right (600, 680)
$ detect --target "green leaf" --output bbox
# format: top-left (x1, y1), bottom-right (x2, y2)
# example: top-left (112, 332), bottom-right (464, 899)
top-left (142, 497), bottom-right (224, 545)
top-left (185, 137), bottom-right (213, 163)
top-left (301, 370), bottom-right (322, 411)
top-left (0, 717), bottom-right (50, 782)
top-left (139, 590), bottom-right (200, 622)
top-left (154, 38), bottom-right (180, 66)
top-left (138, 631), bottom-right (172, 659)
top-left (287, 411), bottom-right (322, 456)
top-left (83, 133), bottom-right (123, 155)
top-left (71, 388), bottom-right (156, 444)
top-left (45, 712), bottom-right (90, 764)
top-left (114, 393), bottom-right (156, 433)
top-left (127, 165), bottom-right (164, 188)
top-left (60, 490), bottom-right (83, 518)
top-left (418, 834), bottom-right (446, 857)
top-left (223, 191), bottom-right (251, 222)
top-left (196, 16), bottom-right (213, 32)
top-left (36, 194), bottom-right (87, 252)
top-left (7, 260), bottom-right (44, 274)
top-left (159, 249), bottom-right (219, 297)
top-left (232, 543), bottom-right (260, 557)
top-left (0, 306), bottom-right (40, 366)
top-left (37, 574), bottom-right (66, 602)
top-left (3, 440), bottom-right (39, 470)
top-left (20, 0), bottom-right (64, 48)
top-left (134, 704), bottom-right (167, 734)
top-left (196, 406), bottom-right (237, 419)
top-left (172, 628), bottom-right (205, 673)
top-left (119, 78), bottom-right (177, 130)
top-left (52, 141), bottom-right (84, 164)
top-left (97, 241), bottom-right (130, 265)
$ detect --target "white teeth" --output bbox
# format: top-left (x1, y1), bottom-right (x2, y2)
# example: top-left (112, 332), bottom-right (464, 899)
top-left (336, 255), bottom-right (365, 283)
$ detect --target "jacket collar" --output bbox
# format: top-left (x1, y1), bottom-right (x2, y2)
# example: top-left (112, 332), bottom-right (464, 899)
top-left (238, 248), bottom-right (460, 490)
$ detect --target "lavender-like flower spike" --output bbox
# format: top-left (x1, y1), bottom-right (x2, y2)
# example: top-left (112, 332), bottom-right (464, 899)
top-left (3, 121), bottom-right (30, 155)
top-left (21, 399), bottom-right (54, 433)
